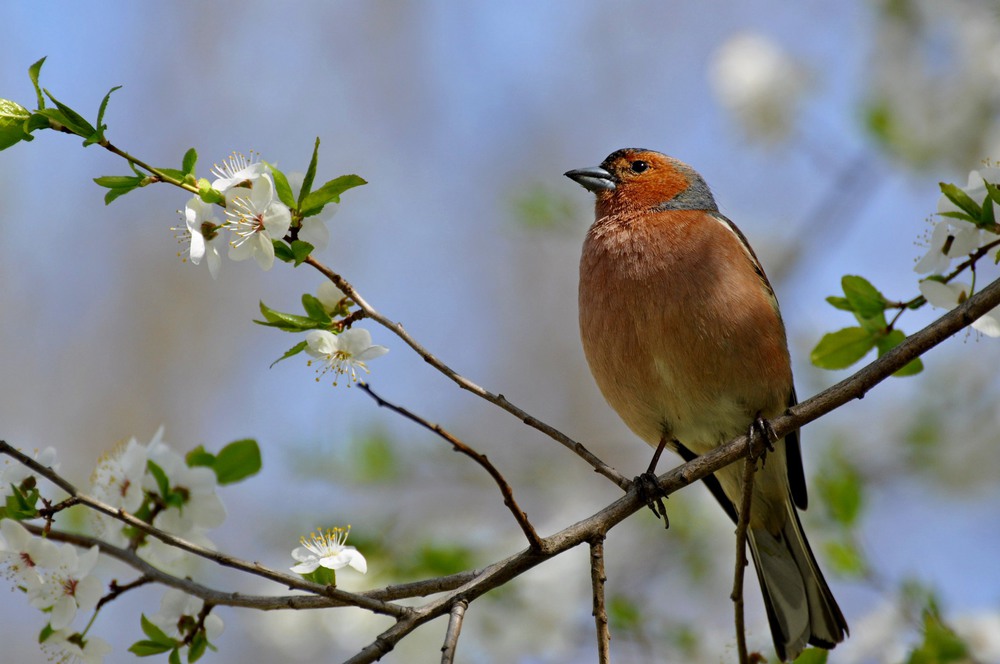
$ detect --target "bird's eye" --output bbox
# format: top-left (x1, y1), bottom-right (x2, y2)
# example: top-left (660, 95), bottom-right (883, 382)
top-left (630, 160), bottom-right (649, 174)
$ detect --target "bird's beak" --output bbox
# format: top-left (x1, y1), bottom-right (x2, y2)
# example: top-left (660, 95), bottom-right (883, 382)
top-left (564, 166), bottom-right (616, 192)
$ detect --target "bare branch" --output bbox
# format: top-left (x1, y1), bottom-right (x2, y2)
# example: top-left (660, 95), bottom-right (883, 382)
top-left (731, 456), bottom-right (757, 664)
top-left (590, 536), bottom-right (611, 664)
top-left (304, 255), bottom-right (629, 490)
top-left (440, 600), bottom-right (469, 664)
top-left (358, 381), bottom-right (543, 550)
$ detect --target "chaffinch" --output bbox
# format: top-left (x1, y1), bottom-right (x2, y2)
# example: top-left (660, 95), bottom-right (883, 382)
top-left (566, 149), bottom-right (848, 661)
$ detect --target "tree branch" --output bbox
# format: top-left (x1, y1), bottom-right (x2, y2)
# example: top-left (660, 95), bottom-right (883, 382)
top-left (731, 456), bottom-right (757, 664)
top-left (358, 381), bottom-right (543, 550)
top-left (590, 536), bottom-right (611, 664)
top-left (439, 600), bottom-right (468, 664)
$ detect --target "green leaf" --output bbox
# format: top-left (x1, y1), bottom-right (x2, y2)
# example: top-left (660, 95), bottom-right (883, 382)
top-left (5, 485), bottom-right (39, 519)
top-left (939, 182), bottom-right (982, 220)
top-left (816, 450), bottom-right (863, 526)
top-left (42, 89), bottom-right (96, 138)
top-left (301, 294), bottom-right (331, 323)
top-left (28, 57), bottom-right (46, 109)
top-left (300, 174), bottom-right (367, 217)
top-left (792, 648), bottom-right (829, 664)
top-left (188, 630), bottom-right (208, 662)
top-left (270, 340), bottom-right (309, 368)
top-left (906, 611), bottom-right (970, 664)
top-left (146, 460), bottom-right (171, 499)
top-left (855, 309), bottom-right (887, 334)
top-left (290, 240), bottom-right (314, 266)
top-left (169, 648), bottom-right (182, 664)
top-left (88, 84), bottom-right (121, 146)
top-left (212, 439), bottom-right (261, 485)
top-left (823, 540), bottom-right (867, 578)
top-left (985, 181), bottom-right (1000, 207)
top-left (303, 566), bottom-right (337, 586)
top-left (256, 301), bottom-right (318, 331)
top-left (937, 210), bottom-right (977, 224)
top-left (0, 99), bottom-right (33, 150)
top-left (299, 137), bottom-right (321, 208)
top-left (981, 192), bottom-right (996, 227)
top-left (197, 179), bottom-right (225, 205)
top-left (269, 164), bottom-right (296, 209)
top-left (842, 275), bottom-right (887, 318)
top-left (185, 445), bottom-right (216, 469)
top-left (140, 614), bottom-right (175, 645)
top-left (810, 327), bottom-right (876, 370)
top-left (182, 148), bottom-right (198, 176)
top-left (273, 240), bottom-right (295, 263)
top-left (825, 296), bottom-right (854, 312)
top-left (156, 167), bottom-right (187, 181)
top-left (876, 329), bottom-right (924, 377)
top-left (129, 640), bottom-right (176, 656)
top-left (94, 173), bottom-right (147, 202)
top-left (38, 623), bottom-right (55, 644)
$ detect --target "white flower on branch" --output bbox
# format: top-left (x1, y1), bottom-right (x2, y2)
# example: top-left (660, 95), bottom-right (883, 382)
top-left (179, 196), bottom-right (225, 279)
top-left (0, 518), bottom-right (59, 587)
top-left (919, 280), bottom-right (1000, 337)
top-left (316, 281), bottom-right (349, 314)
top-left (916, 168), bottom-right (1000, 274)
top-left (28, 544), bottom-right (101, 630)
top-left (41, 629), bottom-right (112, 664)
top-left (210, 151), bottom-right (268, 198)
top-left (305, 329), bottom-right (388, 386)
top-left (290, 526), bottom-right (367, 575)
top-left (225, 173), bottom-right (292, 271)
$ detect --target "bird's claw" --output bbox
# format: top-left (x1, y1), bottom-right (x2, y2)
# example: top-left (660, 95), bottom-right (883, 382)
top-left (748, 414), bottom-right (776, 464)
top-left (633, 472), bottom-right (669, 528)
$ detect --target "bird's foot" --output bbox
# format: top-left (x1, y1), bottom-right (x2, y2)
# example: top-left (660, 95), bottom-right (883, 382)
top-left (633, 471), bottom-right (669, 529)
top-left (747, 414), bottom-right (776, 465)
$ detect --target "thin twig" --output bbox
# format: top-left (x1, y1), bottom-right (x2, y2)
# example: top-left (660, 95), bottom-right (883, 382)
top-left (731, 456), bottom-right (757, 664)
top-left (440, 600), bottom-right (468, 664)
top-left (95, 575), bottom-right (154, 612)
top-left (590, 536), bottom-right (611, 664)
top-left (358, 382), bottom-right (543, 550)
top-left (303, 255), bottom-right (629, 491)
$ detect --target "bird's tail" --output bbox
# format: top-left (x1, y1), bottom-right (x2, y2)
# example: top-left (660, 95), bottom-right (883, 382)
top-left (747, 504), bottom-right (848, 661)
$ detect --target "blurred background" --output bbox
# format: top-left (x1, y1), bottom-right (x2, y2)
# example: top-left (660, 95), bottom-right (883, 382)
top-left (2, 1), bottom-right (1000, 662)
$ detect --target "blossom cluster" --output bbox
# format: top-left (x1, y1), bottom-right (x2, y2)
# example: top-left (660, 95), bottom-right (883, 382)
top-left (915, 167), bottom-right (1000, 336)
top-left (181, 153), bottom-right (334, 278)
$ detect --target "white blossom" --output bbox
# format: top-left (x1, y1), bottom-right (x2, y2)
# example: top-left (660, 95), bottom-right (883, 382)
top-left (305, 329), bottom-right (388, 386)
top-left (291, 526), bottom-right (367, 575)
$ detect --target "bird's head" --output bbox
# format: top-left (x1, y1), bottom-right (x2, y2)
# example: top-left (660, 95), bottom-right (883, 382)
top-left (565, 148), bottom-right (717, 216)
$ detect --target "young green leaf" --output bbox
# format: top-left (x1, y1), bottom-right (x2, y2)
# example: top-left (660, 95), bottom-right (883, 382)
top-left (140, 614), bottom-right (176, 645)
top-left (269, 164), bottom-right (296, 209)
top-left (939, 182), bottom-right (982, 220)
top-left (90, 84), bottom-right (121, 145)
top-left (42, 89), bottom-right (96, 138)
top-left (791, 648), bottom-right (829, 664)
top-left (290, 240), bottom-right (314, 266)
top-left (842, 275), bottom-right (887, 318)
top-left (825, 296), bottom-right (854, 312)
top-left (185, 445), bottom-right (216, 469)
top-left (301, 294), bottom-right (331, 323)
top-left (300, 174), bottom-right (367, 217)
top-left (0, 99), bottom-right (33, 150)
top-left (876, 329), bottom-right (924, 377)
top-left (28, 57), bottom-right (46, 109)
top-left (182, 148), bottom-right (198, 176)
top-left (38, 623), bottom-right (55, 644)
top-left (810, 327), bottom-right (875, 370)
top-left (269, 340), bottom-right (309, 368)
top-left (273, 240), bottom-right (295, 263)
top-left (129, 640), bottom-right (175, 657)
top-left (197, 179), bottom-right (225, 205)
top-left (188, 630), bottom-right (208, 662)
top-left (94, 174), bottom-right (144, 205)
top-left (303, 566), bottom-right (337, 586)
top-left (170, 648), bottom-right (182, 664)
top-left (5, 484), bottom-right (40, 520)
top-left (156, 167), bottom-right (187, 181)
top-left (146, 460), bottom-right (172, 499)
top-left (255, 301), bottom-right (317, 331)
top-left (816, 453), bottom-right (863, 526)
top-left (981, 192), bottom-right (996, 228)
top-left (299, 137), bottom-right (321, 207)
top-left (212, 439), bottom-right (261, 485)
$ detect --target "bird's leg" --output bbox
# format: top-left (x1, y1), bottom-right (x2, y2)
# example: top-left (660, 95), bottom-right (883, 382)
top-left (747, 412), bottom-right (776, 465)
top-left (633, 437), bottom-right (670, 528)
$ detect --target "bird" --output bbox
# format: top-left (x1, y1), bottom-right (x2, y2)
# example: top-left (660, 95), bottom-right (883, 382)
top-left (566, 148), bottom-right (848, 661)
